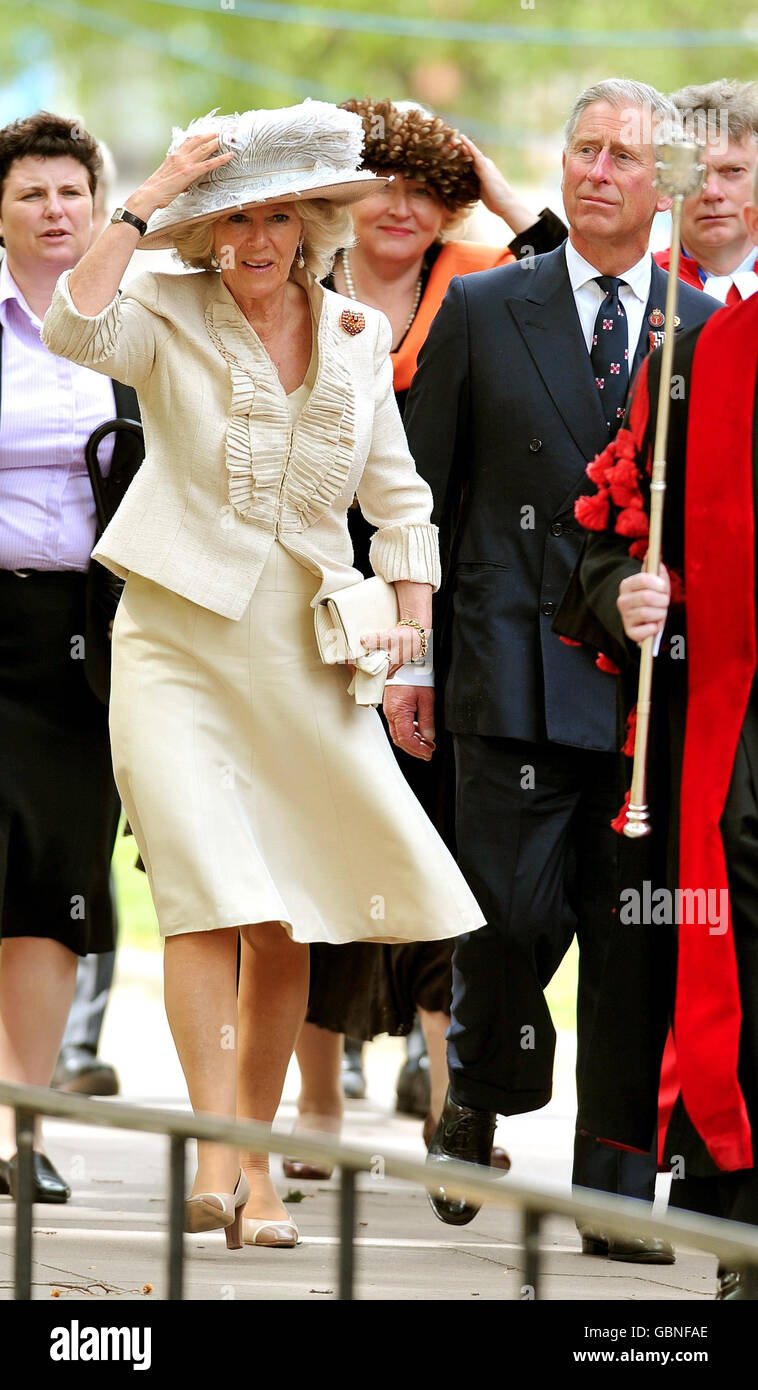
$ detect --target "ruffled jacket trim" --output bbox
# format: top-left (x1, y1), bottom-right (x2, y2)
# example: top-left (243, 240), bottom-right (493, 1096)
top-left (204, 278), bottom-right (356, 533)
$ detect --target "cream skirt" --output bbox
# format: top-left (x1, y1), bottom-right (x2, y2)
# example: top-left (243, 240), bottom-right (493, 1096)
top-left (109, 542), bottom-right (485, 944)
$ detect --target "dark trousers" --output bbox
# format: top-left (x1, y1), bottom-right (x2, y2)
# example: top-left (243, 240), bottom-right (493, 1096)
top-left (449, 734), bottom-right (656, 1199)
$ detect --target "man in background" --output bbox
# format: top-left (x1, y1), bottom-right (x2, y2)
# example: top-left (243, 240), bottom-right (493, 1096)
top-left (656, 79), bottom-right (758, 303)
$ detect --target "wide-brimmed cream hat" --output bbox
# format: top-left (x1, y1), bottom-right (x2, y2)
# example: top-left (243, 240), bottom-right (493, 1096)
top-left (140, 100), bottom-right (388, 250)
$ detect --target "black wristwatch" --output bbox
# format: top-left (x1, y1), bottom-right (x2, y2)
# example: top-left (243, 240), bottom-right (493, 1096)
top-left (110, 207), bottom-right (148, 237)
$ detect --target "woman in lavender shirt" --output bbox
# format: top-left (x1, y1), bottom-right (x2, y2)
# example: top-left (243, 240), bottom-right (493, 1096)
top-left (0, 113), bottom-right (140, 1204)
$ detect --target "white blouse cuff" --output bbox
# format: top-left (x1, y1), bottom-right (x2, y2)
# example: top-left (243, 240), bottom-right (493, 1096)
top-left (369, 522), bottom-right (441, 592)
top-left (41, 271), bottom-right (123, 366)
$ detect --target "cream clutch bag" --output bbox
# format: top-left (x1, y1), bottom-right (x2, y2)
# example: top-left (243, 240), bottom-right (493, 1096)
top-left (314, 576), bottom-right (399, 706)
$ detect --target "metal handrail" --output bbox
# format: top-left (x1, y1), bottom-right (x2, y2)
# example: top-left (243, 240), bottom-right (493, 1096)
top-left (2, 1080), bottom-right (757, 1301)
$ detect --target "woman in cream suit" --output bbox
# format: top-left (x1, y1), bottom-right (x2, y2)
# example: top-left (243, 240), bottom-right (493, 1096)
top-left (43, 102), bottom-right (484, 1249)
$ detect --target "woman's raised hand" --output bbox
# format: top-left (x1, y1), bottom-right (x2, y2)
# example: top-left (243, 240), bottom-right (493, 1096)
top-left (129, 134), bottom-right (236, 218)
top-left (456, 133), bottom-right (537, 236)
top-left (66, 135), bottom-right (236, 317)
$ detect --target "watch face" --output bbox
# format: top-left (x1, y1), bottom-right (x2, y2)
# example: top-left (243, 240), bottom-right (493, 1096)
top-left (111, 208), bottom-right (144, 233)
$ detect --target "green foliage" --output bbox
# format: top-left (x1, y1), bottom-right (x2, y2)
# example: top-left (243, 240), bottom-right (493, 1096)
top-left (113, 826), bottom-right (160, 953)
top-left (2, 0), bottom-right (758, 184)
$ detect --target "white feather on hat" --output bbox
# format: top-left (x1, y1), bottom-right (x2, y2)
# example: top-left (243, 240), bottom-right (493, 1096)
top-left (140, 99), bottom-right (386, 250)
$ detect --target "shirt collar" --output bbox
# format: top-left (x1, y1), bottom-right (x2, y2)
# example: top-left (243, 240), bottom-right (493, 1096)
top-left (564, 238), bottom-right (652, 302)
top-left (682, 243), bottom-right (758, 283)
top-left (0, 255), bottom-right (44, 331)
top-left (729, 244), bottom-right (758, 277)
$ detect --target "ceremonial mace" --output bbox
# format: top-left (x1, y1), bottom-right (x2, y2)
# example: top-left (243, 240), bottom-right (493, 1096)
top-left (623, 140), bottom-right (705, 839)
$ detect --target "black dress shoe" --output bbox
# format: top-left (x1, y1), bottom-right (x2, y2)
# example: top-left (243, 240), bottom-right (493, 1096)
top-left (579, 1226), bottom-right (675, 1264)
top-left (426, 1092), bottom-right (500, 1226)
top-left (53, 1047), bottom-right (119, 1097)
top-left (716, 1268), bottom-right (744, 1300)
top-left (396, 1059), bottom-right (431, 1118)
top-left (5, 1151), bottom-right (71, 1204)
top-left (395, 1020), bottom-right (431, 1118)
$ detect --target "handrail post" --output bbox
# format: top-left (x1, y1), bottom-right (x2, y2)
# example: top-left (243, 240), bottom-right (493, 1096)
top-left (6, 1082), bottom-right (758, 1301)
top-left (338, 1166), bottom-right (357, 1301)
top-left (522, 1207), bottom-right (542, 1301)
top-left (14, 1109), bottom-right (35, 1301)
top-left (167, 1135), bottom-right (185, 1301)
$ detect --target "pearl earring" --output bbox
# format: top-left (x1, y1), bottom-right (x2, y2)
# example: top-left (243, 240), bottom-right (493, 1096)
top-left (296, 240), bottom-right (305, 269)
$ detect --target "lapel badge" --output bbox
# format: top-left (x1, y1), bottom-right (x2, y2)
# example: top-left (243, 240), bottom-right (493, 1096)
top-left (340, 308), bottom-right (366, 336)
top-left (648, 308), bottom-right (665, 328)
top-left (649, 329), bottom-right (665, 351)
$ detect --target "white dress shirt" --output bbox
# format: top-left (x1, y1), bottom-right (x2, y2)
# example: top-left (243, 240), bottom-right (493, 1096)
top-left (701, 244), bottom-right (758, 304)
top-left (564, 239), bottom-right (652, 367)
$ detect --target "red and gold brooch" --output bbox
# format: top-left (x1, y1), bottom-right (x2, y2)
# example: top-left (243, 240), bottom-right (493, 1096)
top-left (340, 308), bottom-right (366, 336)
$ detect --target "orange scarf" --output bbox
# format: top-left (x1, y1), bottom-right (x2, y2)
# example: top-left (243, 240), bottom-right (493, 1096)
top-left (391, 241), bottom-right (514, 392)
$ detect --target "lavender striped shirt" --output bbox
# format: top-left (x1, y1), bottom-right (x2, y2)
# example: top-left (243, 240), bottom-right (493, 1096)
top-left (0, 256), bottom-right (115, 571)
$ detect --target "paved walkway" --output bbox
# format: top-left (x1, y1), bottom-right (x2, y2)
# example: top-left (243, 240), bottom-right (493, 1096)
top-left (0, 949), bottom-right (718, 1302)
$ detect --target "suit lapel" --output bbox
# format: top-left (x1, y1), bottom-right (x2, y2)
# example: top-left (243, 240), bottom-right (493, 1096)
top-left (507, 248), bottom-right (609, 464)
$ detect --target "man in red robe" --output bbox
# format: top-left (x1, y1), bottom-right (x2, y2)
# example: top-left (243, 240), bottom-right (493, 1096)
top-left (651, 80), bottom-right (758, 1170)
top-left (561, 184), bottom-right (758, 1297)
top-left (655, 79), bottom-right (758, 303)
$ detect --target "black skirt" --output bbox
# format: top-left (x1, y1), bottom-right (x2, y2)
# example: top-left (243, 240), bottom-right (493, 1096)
top-left (0, 570), bottom-right (121, 955)
top-left (308, 937), bottom-right (454, 1041)
top-left (305, 506), bottom-right (459, 1039)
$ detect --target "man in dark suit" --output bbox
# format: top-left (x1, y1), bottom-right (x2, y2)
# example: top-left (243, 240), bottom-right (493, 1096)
top-left (398, 78), bottom-right (717, 1256)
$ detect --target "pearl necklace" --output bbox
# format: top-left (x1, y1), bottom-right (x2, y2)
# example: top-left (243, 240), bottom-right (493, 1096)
top-left (341, 249), bottom-right (423, 337)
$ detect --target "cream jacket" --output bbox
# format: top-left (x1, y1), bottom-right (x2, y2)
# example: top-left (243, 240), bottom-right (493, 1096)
top-left (42, 267), bottom-right (441, 620)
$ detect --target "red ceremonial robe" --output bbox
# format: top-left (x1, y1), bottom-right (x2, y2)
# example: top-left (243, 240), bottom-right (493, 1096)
top-left (675, 296), bottom-right (758, 1170)
top-left (653, 245), bottom-right (758, 1160)
top-left (573, 296), bottom-right (758, 1169)
top-left (635, 301), bottom-right (758, 1169)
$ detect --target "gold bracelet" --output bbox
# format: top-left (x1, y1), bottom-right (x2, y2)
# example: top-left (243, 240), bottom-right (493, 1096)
top-left (397, 618), bottom-right (428, 659)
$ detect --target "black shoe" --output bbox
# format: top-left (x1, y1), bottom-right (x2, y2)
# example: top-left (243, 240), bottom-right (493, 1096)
top-left (341, 1038), bottom-right (366, 1101)
top-left (4, 1151), bottom-right (71, 1204)
top-left (716, 1268), bottom-right (744, 1300)
top-left (0, 1158), bottom-right (10, 1196)
top-left (52, 1047), bottom-right (119, 1097)
top-left (426, 1091), bottom-right (500, 1226)
top-left (579, 1226), bottom-right (675, 1264)
top-left (395, 1019), bottom-right (431, 1118)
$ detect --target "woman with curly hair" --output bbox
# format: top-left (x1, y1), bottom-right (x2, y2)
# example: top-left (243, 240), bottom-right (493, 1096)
top-left (287, 98), bottom-right (567, 1178)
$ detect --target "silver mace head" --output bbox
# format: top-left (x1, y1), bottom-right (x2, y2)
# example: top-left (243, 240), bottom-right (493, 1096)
top-left (653, 138), bottom-right (706, 199)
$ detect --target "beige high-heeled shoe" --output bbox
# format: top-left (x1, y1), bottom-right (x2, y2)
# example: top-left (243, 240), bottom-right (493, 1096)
top-left (242, 1215), bottom-right (299, 1248)
top-left (184, 1170), bottom-right (250, 1249)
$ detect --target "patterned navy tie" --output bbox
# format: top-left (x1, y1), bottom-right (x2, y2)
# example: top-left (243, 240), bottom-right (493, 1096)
top-left (590, 275), bottom-right (629, 433)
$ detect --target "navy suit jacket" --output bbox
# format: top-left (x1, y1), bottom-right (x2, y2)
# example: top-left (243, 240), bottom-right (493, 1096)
top-left (403, 243), bottom-right (717, 752)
